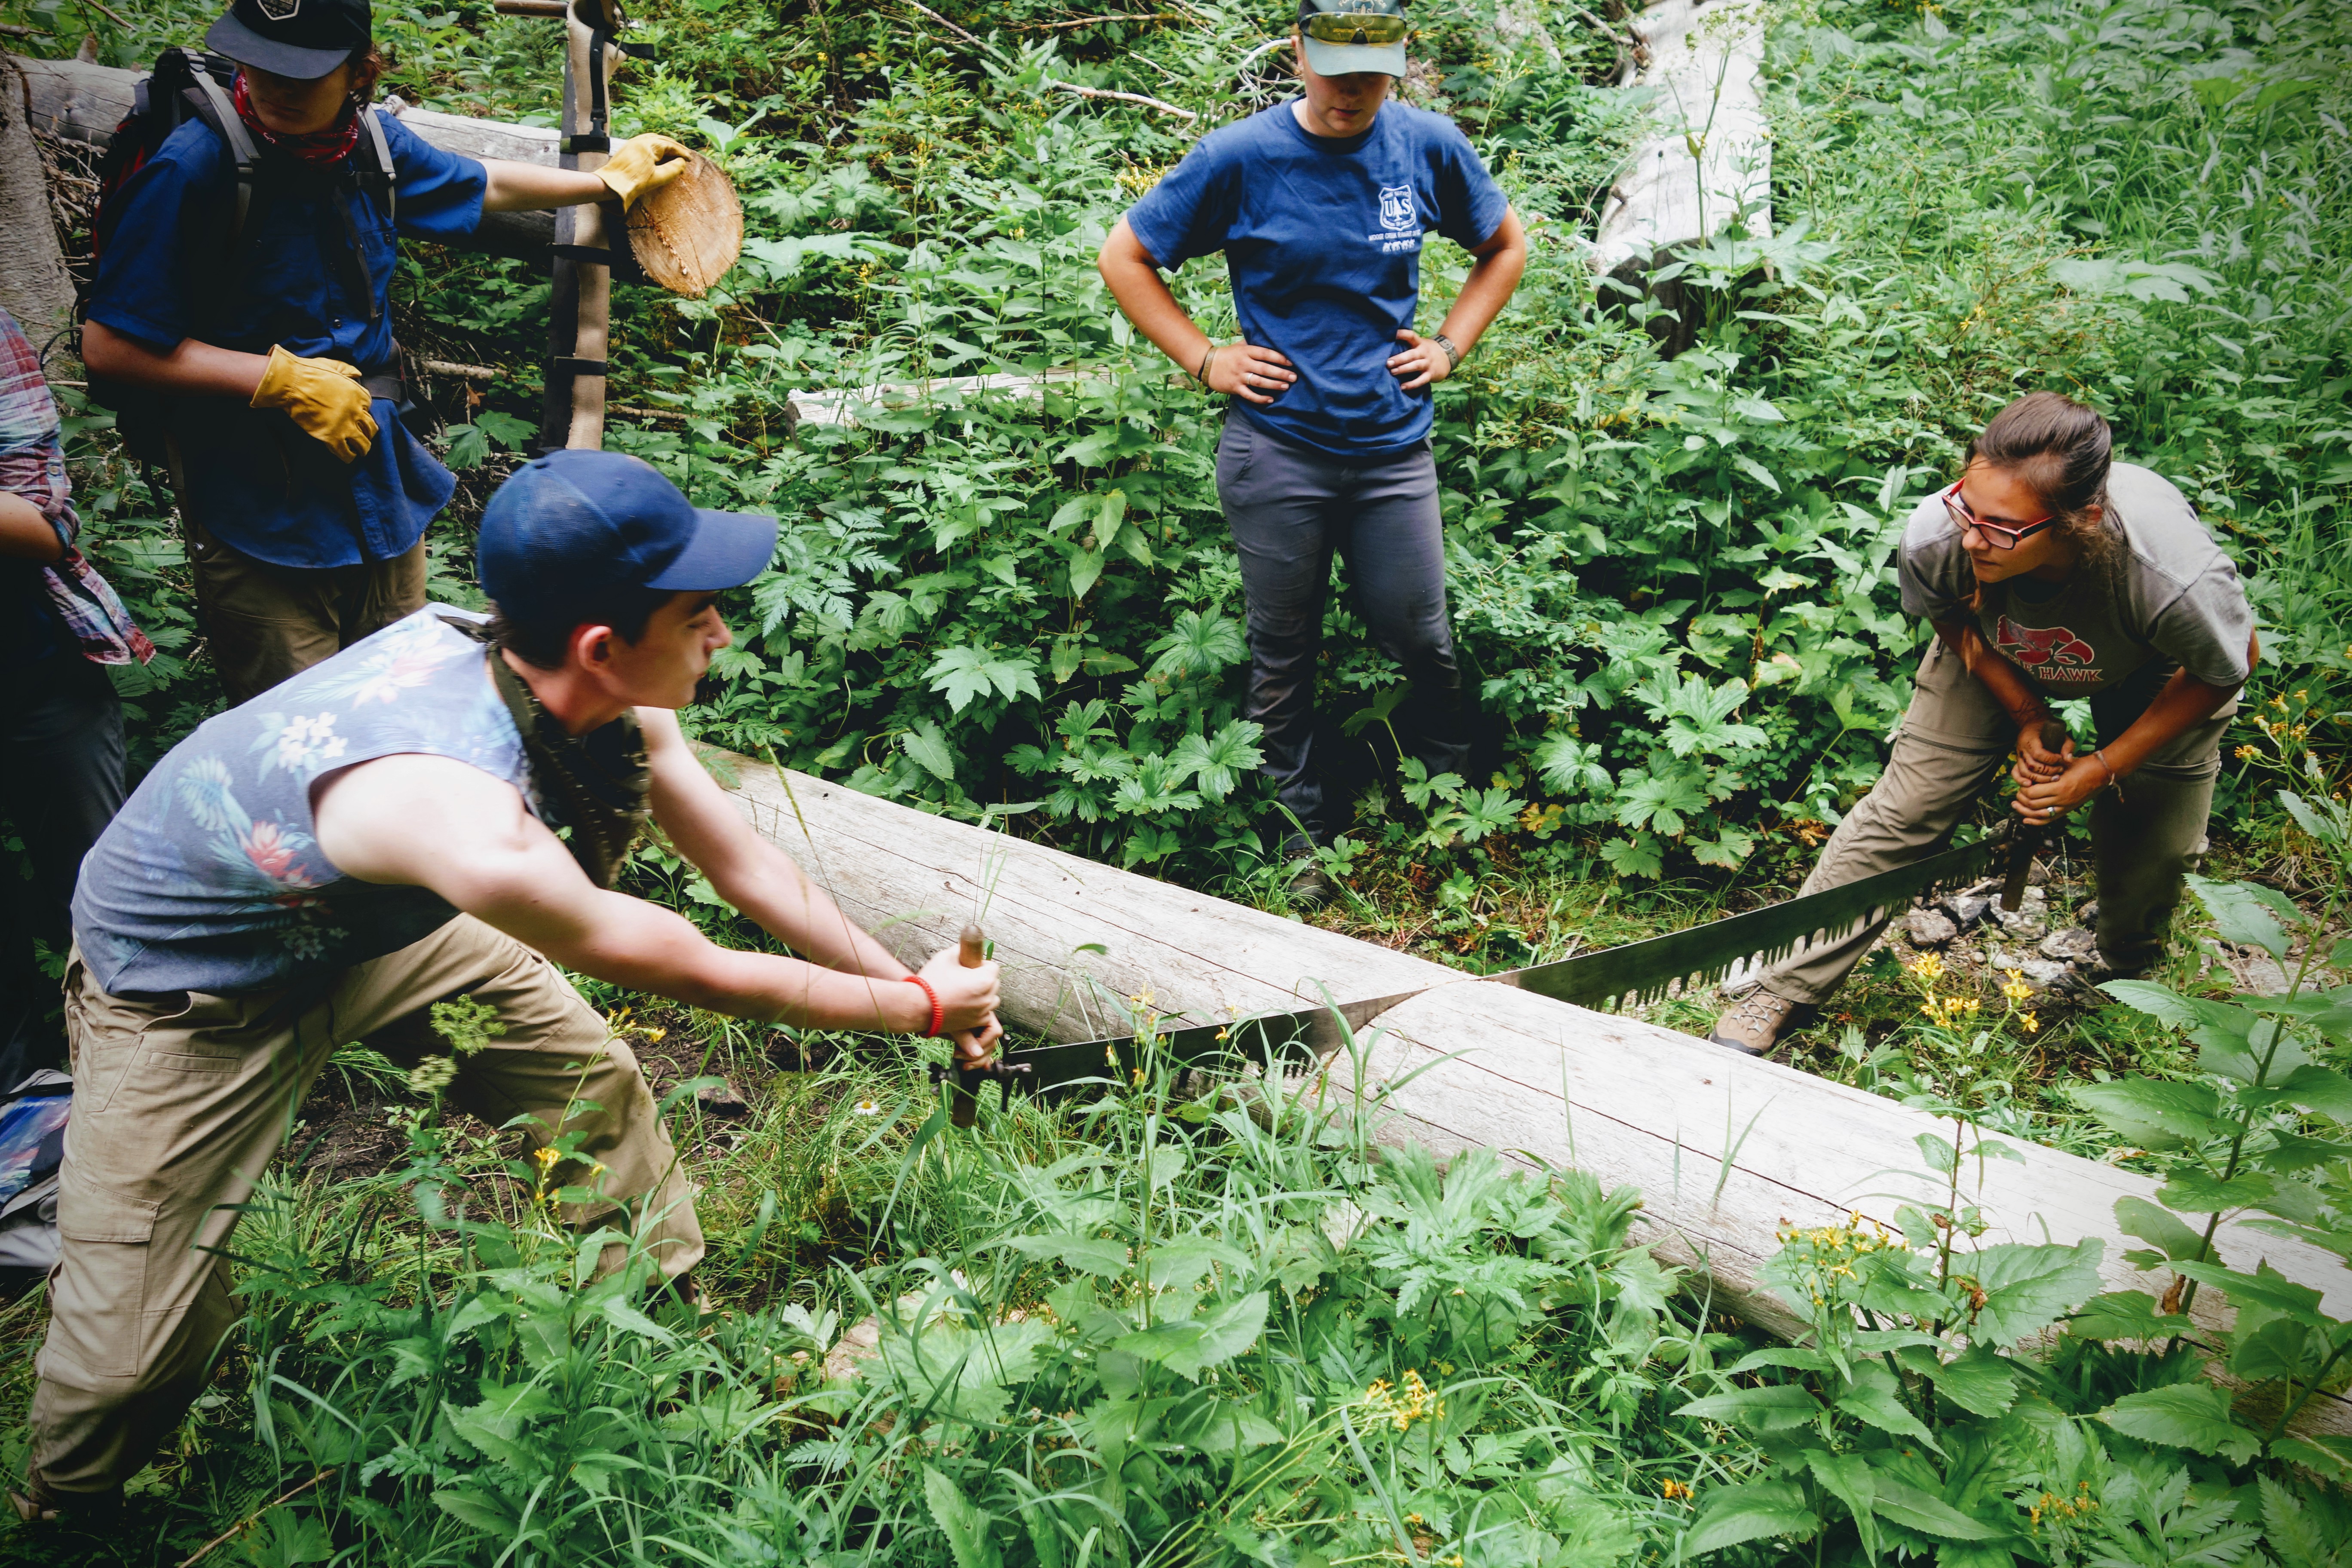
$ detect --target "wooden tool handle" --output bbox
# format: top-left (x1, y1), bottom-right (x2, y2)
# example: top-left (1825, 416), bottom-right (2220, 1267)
top-left (2000, 722), bottom-right (2074, 912)
top-left (949, 924), bottom-right (988, 1127)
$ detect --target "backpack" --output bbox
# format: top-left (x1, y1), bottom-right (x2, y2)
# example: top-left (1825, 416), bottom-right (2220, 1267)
top-left (0, 1069), bottom-right (70, 1276)
top-left (82, 47), bottom-right (400, 464)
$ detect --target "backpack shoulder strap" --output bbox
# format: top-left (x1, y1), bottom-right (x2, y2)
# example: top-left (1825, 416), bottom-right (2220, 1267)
top-left (179, 58), bottom-right (260, 255)
top-left (358, 107), bottom-right (397, 227)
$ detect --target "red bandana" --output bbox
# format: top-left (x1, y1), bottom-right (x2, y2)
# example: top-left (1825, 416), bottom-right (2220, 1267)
top-left (231, 71), bottom-right (361, 166)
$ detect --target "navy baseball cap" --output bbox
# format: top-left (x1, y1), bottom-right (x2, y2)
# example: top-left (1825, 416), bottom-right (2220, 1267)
top-left (208, 0), bottom-right (373, 82)
top-left (478, 450), bottom-right (777, 629)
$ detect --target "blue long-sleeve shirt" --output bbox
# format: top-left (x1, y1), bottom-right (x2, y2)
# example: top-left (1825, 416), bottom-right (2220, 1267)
top-left (89, 113), bottom-right (489, 567)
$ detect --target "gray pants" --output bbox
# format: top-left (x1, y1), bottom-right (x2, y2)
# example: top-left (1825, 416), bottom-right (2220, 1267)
top-left (1215, 417), bottom-right (1467, 841)
top-left (1761, 638), bottom-right (2231, 1004)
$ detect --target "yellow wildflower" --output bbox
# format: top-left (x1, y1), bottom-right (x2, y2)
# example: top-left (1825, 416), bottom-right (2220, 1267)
top-left (2001, 969), bottom-right (2032, 1001)
top-left (1360, 1369), bottom-right (1444, 1432)
top-left (1908, 953), bottom-right (1946, 982)
top-left (2021, 1011), bottom-right (2040, 1035)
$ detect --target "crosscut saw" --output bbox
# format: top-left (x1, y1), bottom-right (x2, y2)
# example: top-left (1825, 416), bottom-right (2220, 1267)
top-left (934, 822), bottom-right (2020, 1111)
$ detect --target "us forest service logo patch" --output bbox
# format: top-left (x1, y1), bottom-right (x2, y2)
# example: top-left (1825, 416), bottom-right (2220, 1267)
top-left (1377, 185), bottom-right (1416, 233)
top-left (258, 0), bottom-right (302, 19)
top-left (1996, 614), bottom-right (2100, 682)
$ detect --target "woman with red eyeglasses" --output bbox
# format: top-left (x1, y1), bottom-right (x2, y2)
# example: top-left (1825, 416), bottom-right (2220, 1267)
top-left (1710, 391), bottom-right (2257, 1057)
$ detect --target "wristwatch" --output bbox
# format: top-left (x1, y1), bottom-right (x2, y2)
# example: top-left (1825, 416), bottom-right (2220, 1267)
top-left (1432, 332), bottom-right (1462, 374)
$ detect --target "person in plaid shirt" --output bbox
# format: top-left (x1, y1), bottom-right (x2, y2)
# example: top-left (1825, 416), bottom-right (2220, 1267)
top-left (0, 305), bottom-right (152, 1093)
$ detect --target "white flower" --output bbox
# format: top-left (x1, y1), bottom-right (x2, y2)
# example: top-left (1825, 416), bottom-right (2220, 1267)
top-left (275, 714), bottom-right (349, 772)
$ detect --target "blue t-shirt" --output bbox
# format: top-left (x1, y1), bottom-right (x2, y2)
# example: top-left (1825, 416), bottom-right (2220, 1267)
top-left (1124, 100), bottom-right (1507, 458)
top-left (88, 114), bottom-right (488, 569)
top-left (71, 608), bottom-right (537, 996)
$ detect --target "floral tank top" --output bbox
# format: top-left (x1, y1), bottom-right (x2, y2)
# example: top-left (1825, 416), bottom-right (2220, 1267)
top-left (72, 608), bottom-right (535, 995)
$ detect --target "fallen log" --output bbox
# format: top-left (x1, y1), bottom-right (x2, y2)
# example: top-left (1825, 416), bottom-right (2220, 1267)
top-left (10, 53), bottom-right (558, 262)
top-left (720, 755), bottom-right (2352, 1436)
top-left (1590, 0), bottom-right (1772, 356)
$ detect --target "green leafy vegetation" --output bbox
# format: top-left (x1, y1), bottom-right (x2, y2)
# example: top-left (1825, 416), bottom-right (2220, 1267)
top-left (2, 0), bottom-right (2350, 1561)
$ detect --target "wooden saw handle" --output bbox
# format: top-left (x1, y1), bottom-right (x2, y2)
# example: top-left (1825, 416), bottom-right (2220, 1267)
top-left (2000, 720), bottom-right (2071, 913)
top-left (949, 924), bottom-right (987, 1126)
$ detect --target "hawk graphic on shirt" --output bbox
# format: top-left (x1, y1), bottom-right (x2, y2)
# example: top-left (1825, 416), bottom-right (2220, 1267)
top-left (1996, 615), bottom-right (2097, 672)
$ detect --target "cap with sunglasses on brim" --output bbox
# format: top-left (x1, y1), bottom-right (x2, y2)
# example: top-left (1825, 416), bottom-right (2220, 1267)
top-left (206, 0), bottom-right (374, 82)
top-left (1297, 0), bottom-right (1409, 79)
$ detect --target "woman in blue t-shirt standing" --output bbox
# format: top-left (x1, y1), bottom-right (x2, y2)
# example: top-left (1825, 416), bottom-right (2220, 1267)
top-left (1099, 0), bottom-right (1525, 902)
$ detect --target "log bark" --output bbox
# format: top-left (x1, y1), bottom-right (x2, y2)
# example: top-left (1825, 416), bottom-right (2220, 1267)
top-left (0, 58), bottom-right (78, 365)
top-left (9, 54), bottom-right (557, 262)
top-left (722, 756), bottom-right (2352, 1436)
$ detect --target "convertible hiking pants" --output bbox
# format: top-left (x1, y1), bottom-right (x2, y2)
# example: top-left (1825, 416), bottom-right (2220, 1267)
top-left (166, 441), bottom-right (426, 706)
top-left (1216, 416), bottom-right (1468, 843)
top-left (188, 520), bottom-right (427, 707)
top-left (1759, 637), bottom-right (2233, 1004)
top-left (27, 916), bottom-right (703, 1501)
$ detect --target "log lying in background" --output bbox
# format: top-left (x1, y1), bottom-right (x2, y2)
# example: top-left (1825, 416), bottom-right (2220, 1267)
top-left (0, 57), bottom-right (78, 358)
top-left (11, 53), bottom-right (558, 262)
top-left (721, 755), bottom-right (2352, 1435)
top-left (1589, 0), bottom-right (1771, 356)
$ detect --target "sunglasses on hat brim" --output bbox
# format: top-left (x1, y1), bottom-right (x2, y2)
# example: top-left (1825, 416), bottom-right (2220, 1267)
top-left (1302, 11), bottom-right (1410, 46)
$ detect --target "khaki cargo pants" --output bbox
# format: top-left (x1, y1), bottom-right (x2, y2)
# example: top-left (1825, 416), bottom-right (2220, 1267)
top-left (28, 916), bottom-right (704, 1501)
top-left (1759, 637), bottom-right (2233, 1005)
top-left (189, 521), bottom-right (427, 708)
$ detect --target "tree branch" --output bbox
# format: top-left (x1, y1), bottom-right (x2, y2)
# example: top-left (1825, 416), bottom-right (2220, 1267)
top-left (1043, 78), bottom-right (1197, 119)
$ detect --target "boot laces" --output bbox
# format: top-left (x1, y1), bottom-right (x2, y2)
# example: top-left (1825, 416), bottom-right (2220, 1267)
top-left (1728, 992), bottom-right (1795, 1031)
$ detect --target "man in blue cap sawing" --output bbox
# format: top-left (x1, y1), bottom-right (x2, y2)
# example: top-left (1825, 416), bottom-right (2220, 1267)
top-left (12, 452), bottom-right (1004, 1520)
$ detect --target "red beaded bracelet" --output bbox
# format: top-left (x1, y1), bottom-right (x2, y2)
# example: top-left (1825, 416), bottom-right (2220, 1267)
top-left (904, 974), bottom-right (944, 1038)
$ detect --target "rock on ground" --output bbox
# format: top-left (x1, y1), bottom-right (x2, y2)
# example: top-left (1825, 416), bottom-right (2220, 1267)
top-left (1943, 886), bottom-right (1994, 929)
top-left (2040, 927), bottom-right (2100, 965)
top-left (1907, 907), bottom-right (1960, 947)
top-left (1993, 887), bottom-right (2050, 941)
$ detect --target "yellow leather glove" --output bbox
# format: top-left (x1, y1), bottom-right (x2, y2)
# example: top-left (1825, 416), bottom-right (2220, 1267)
top-left (250, 346), bottom-right (377, 463)
top-left (597, 134), bottom-right (692, 210)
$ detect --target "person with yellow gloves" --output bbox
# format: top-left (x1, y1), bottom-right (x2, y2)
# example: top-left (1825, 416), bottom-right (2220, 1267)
top-left (82, 0), bottom-right (690, 704)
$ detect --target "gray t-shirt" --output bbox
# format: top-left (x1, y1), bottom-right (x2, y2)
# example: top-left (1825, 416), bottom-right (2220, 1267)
top-left (1898, 462), bottom-right (2253, 698)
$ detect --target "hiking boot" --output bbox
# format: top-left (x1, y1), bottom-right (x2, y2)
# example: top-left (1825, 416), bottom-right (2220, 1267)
top-left (1708, 991), bottom-right (1814, 1057)
top-left (1275, 832), bottom-right (1336, 909)
top-left (2048, 952), bottom-right (2143, 1008)
top-left (1284, 862), bottom-right (1337, 909)
top-left (8, 1468), bottom-right (104, 1524)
